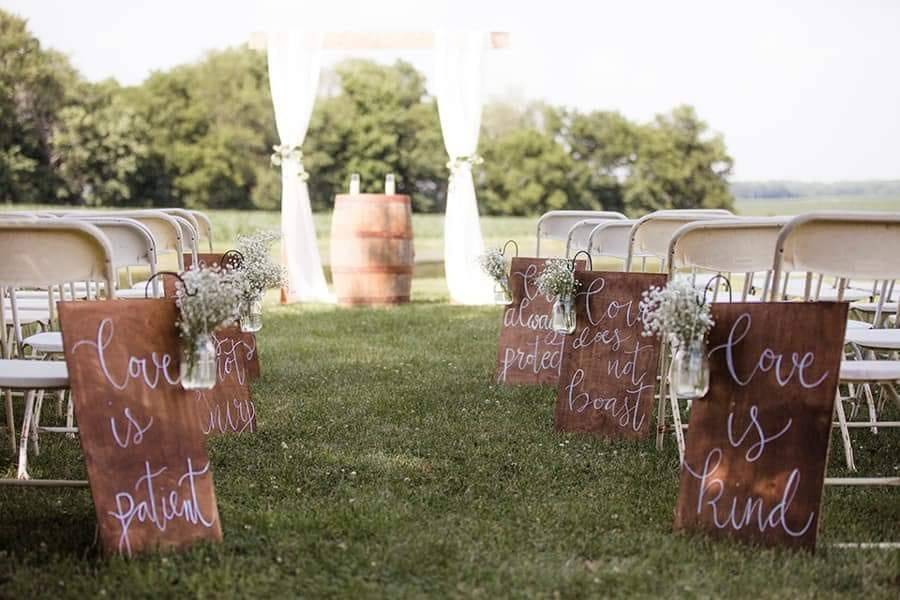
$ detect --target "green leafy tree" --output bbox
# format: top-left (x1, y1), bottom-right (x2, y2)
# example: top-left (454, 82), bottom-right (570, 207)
top-left (304, 59), bottom-right (446, 212)
top-left (0, 10), bottom-right (77, 203)
top-left (624, 105), bottom-right (734, 214)
top-left (52, 80), bottom-right (150, 205)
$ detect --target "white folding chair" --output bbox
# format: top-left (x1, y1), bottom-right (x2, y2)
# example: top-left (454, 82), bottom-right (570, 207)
top-left (190, 210), bottom-right (215, 252)
top-left (97, 210), bottom-right (186, 273)
top-left (587, 220), bottom-right (648, 271)
top-left (536, 210), bottom-right (626, 257)
top-left (661, 218), bottom-right (789, 457)
top-left (22, 217), bottom-right (160, 357)
top-left (771, 211), bottom-right (900, 484)
top-left (565, 218), bottom-right (628, 257)
top-left (0, 220), bottom-right (116, 484)
top-left (625, 210), bottom-right (733, 273)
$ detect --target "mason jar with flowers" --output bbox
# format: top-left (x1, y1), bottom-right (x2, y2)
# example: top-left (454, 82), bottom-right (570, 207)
top-left (478, 247), bottom-right (512, 305)
top-left (234, 230), bottom-right (287, 332)
top-left (535, 258), bottom-right (581, 335)
top-left (175, 267), bottom-right (243, 390)
top-left (639, 279), bottom-right (714, 399)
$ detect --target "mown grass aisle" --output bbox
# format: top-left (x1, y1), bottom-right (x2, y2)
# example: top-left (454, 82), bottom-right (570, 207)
top-left (1, 283), bottom-right (898, 597)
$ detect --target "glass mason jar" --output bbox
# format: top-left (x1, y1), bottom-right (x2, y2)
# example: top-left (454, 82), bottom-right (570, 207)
top-left (494, 275), bottom-right (512, 305)
top-left (240, 293), bottom-right (263, 332)
top-left (551, 293), bottom-right (576, 334)
top-left (181, 333), bottom-right (217, 390)
top-left (672, 337), bottom-right (710, 399)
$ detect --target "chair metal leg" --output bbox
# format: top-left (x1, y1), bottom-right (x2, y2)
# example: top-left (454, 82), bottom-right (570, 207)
top-left (16, 390), bottom-right (35, 480)
top-left (32, 389), bottom-right (45, 455)
top-left (833, 390), bottom-right (857, 472)
top-left (670, 385), bottom-right (686, 463)
top-left (4, 388), bottom-right (15, 454)
top-left (655, 343), bottom-right (670, 451)
top-left (65, 390), bottom-right (75, 438)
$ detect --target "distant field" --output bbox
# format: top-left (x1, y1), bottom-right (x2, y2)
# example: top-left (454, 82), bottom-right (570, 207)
top-left (734, 195), bottom-right (900, 216)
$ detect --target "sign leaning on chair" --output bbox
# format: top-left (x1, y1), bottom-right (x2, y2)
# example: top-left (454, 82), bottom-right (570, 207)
top-left (554, 271), bottom-right (668, 439)
top-left (59, 299), bottom-right (223, 557)
top-left (495, 257), bottom-right (584, 385)
top-left (673, 301), bottom-right (847, 551)
top-left (172, 252), bottom-right (260, 435)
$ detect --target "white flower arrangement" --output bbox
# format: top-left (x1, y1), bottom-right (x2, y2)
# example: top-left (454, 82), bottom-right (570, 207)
top-left (446, 154), bottom-right (484, 171)
top-left (235, 230), bottom-right (287, 301)
top-left (640, 278), bottom-right (714, 347)
top-left (478, 247), bottom-right (508, 283)
top-left (270, 144), bottom-right (310, 181)
top-left (175, 266), bottom-right (243, 349)
top-left (535, 258), bottom-right (580, 299)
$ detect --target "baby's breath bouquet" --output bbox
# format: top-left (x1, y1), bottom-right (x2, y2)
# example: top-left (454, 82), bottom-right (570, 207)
top-left (640, 278), bottom-right (714, 399)
top-left (175, 266), bottom-right (243, 389)
top-left (536, 259), bottom-right (581, 334)
top-left (478, 247), bottom-right (512, 304)
top-left (535, 259), bottom-right (580, 299)
top-left (234, 230), bottom-right (287, 332)
top-left (639, 279), bottom-right (713, 347)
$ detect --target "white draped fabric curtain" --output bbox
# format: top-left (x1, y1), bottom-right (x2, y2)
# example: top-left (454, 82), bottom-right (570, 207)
top-left (267, 31), bottom-right (333, 303)
top-left (434, 31), bottom-right (494, 305)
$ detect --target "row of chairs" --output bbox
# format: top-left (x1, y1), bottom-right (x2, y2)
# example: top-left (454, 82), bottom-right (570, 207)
top-left (537, 208), bottom-right (900, 487)
top-left (0, 209), bottom-right (214, 483)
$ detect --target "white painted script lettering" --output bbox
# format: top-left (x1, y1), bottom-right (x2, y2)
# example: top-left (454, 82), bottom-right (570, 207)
top-left (107, 458), bottom-right (217, 556)
top-left (72, 319), bottom-right (180, 391)
top-left (709, 313), bottom-right (829, 389)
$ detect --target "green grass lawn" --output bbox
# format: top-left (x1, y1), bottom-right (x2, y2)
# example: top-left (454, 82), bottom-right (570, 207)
top-left (0, 282), bottom-right (898, 597)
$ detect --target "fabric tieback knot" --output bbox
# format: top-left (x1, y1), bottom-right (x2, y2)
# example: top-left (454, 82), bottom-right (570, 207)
top-left (270, 144), bottom-right (310, 181)
top-left (446, 154), bottom-right (484, 172)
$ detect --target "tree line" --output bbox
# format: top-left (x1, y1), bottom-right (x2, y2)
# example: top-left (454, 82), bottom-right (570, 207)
top-left (1, 10), bottom-right (734, 216)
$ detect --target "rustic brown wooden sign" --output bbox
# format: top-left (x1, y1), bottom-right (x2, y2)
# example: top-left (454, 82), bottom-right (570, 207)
top-left (495, 257), bottom-right (584, 385)
top-left (554, 271), bottom-right (667, 438)
top-left (59, 299), bottom-right (223, 557)
top-left (192, 326), bottom-right (258, 435)
top-left (673, 302), bottom-right (847, 551)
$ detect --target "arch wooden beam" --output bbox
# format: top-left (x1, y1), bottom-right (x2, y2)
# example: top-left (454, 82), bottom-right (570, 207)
top-left (249, 32), bottom-right (509, 51)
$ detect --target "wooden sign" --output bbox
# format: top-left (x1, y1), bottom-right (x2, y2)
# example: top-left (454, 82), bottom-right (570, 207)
top-left (166, 254), bottom-right (260, 434)
top-left (673, 302), bottom-right (847, 551)
top-left (495, 257), bottom-right (583, 385)
top-left (554, 271), bottom-right (667, 438)
top-left (193, 326), bottom-right (258, 435)
top-left (59, 299), bottom-right (222, 557)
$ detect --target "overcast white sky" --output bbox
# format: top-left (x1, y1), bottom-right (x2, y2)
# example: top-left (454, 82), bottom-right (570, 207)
top-left (4, 0), bottom-right (899, 182)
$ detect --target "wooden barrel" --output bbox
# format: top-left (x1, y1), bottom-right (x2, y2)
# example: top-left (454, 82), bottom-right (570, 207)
top-left (330, 194), bottom-right (414, 306)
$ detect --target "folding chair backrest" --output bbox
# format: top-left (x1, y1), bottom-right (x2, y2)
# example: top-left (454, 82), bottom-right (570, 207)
top-left (103, 210), bottom-right (185, 271)
top-left (626, 211), bottom-right (732, 271)
top-left (190, 210), bottom-right (214, 252)
top-left (771, 212), bottom-right (900, 302)
top-left (536, 210), bottom-right (627, 256)
top-left (171, 215), bottom-right (199, 265)
top-left (565, 218), bottom-right (626, 257)
top-left (668, 218), bottom-right (788, 300)
top-left (74, 217), bottom-right (158, 276)
top-left (586, 220), bottom-right (640, 268)
top-left (163, 208), bottom-right (207, 253)
top-left (0, 220), bottom-right (116, 294)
